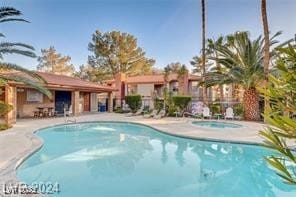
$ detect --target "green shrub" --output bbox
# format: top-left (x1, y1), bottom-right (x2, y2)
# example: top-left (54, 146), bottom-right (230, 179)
top-left (172, 96), bottom-right (191, 113)
top-left (167, 105), bottom-right (177, 117)
top-left (114, 107), bottom-right (124, 113)
top-left (125, 95), bottom-right (142, 112)
top-left (0, 101), bottom-right (12, 116)
top-left (0, 123), bottom-right (11, 131)
top-left (154, 98), bottom-right (164, 111)
top-left (259, 45), bottom-right (296, 184)
top-left (209, 103), bottom-right (221, 114)
top-left (233, 103), bottom-right (244, 116)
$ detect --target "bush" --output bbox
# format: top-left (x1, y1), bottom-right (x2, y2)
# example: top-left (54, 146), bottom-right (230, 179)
top-left (0, 101), bottom-right (12, 116)
top-left (167, 105), bottom-right (177, 117)
top-left (233, 103), bottom-right (244, 116)
top-left (259, 45), bottom-right (296, 184)
top-left (0, 123), bottom-right (11, 131)
top-left (154, 98), bottom-right (164, 111)
top-left (172, 96), bottom-right (191, 113)
top-left (114, 107), bottom-right (124, 113)
top-left (125, 95), bottom-right (142, 112)
top-left (209, 103), bottom-right (221, 114)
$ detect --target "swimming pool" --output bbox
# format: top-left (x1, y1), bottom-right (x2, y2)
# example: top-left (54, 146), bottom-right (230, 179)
top-left (192, 121), bottom-right (242, 128)
top-left (17, 122), bottom-right (296, 197)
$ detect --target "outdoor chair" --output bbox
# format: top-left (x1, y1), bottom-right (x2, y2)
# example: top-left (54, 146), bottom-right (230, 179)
top-left (224, 107), bottom-right (234, 120)
top-left (202, 107), bottom-right (212, 119)
top-left (183, 111), bottom-right (202, 119)
top-left (64, 105), bottom-right (73, 117)
top-left (126, 107), bottom-right (143, 117)
top-left (143, 109), bottom-right (158, 118)
top-left (153, 109), bottom-right (166, 119)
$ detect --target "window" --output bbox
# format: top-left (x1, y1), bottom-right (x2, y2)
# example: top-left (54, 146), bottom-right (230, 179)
top-left (26, 89), bottom-right (43, 102)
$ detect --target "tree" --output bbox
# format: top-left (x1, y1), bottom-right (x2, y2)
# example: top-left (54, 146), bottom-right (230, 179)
top-left (207, 36), bottom-right (225, 109)
top-left (261, 0), bottom-right (270, 122)
top-left (37, 46), bottom-right (75, 76)
top-left (190, 55), bottom-right (212, 75)
top-left (0, 7), bottom-right (50, 97)
top-left (204, 32), bottom-right (280, 121)
top-left (88, 30), bottom-right (155, 81)
top-left (259, 45), bottom-right (296, 184)
top-left (177, 65), bottom-right (189, 95)
top-left (74, 64), bottom-right (100, 82)
top-left (165, 62), bottom-right (183, 73)
top-left (201, 0), bottom-right (208, 104)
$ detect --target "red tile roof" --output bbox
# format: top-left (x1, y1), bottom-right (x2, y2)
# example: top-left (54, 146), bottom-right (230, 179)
top-left (37, 72), bottom-right (116, 92)
top-left (5, 71), bottom-right (116, 92)
top-left (105, 73), bottom-right (201, 84)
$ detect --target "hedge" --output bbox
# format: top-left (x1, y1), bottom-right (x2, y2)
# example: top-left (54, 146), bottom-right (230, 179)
top-left (172, 96), bottom-right (191, 112)
top-left (125, 95), bottom-right (142, 112)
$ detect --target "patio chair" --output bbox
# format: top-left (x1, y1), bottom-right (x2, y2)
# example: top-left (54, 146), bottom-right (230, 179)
top-left (153, 109), bottom-right (166, 119)
top-left (224, 107), bottom-right (234, 120)
top-left (202, 107), bottom-right (212, 119)
top-left (64, 105), bottom-right (73, 117)
top-left (143, 109), bottom-right (158, 118)
top-left (126, 107), bottom-right (143, 117)
top-left (183, 111), bottom-right (202, 119)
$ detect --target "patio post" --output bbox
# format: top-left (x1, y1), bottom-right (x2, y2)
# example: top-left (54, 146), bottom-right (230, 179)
top-left (72, 90), bottom-right (80, 116)
top-left (108, 92), bottom-right (113, 112)
top-left (5, 85), bottom-right (17, 125)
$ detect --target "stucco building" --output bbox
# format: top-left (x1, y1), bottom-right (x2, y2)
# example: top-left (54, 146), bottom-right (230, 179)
top-left (1, 72), bottom-right (116, 125)
top-left (104, 73), bottom-right (238, 109)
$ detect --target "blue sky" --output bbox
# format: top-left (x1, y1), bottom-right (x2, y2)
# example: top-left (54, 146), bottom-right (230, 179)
top-left (2, 0), bottom-right (296, 71)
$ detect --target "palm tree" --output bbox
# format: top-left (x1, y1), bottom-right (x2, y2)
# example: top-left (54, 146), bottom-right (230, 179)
top-left (163, 65), bottom-right (171, 110)
top-left (207, 36), bottom-right (225, 110)
top-left (261, 0), bottom-right (270, 121)
top-left (190, 55), bottom-right (211, 101)
top-left (0, 7), bottom-right (51, 97)
top-left (201, 0), bottom-right (208, 104)
top-left (205, 32), bottom-right (280, 121)
top-left (177, 65), bottom-right (189, 95)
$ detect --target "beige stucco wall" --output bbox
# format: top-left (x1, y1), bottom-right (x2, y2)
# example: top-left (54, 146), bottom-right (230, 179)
top-left (90, 93), bottom-right (98, 112)
top-left (136, 84), bottom-right (154, 97)
top-left (136, 84), bottom-right (154, 109)
top-left (17, 89), bottom-right (54, 118)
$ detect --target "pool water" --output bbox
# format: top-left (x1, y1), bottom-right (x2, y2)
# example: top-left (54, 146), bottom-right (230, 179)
top-left (17, 122), bottom-right (296, 197)
top-left (193, 121), bottom-right (242, 128)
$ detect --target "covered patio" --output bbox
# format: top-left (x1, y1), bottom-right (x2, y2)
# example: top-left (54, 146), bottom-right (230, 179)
top-left (1, 72), bottom-right (116, 125)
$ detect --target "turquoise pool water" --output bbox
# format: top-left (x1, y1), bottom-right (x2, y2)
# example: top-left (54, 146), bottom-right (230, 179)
top-left (193, 121), bottom-right (242, 128)
top-left (17, 122), bottom-right (296, 197)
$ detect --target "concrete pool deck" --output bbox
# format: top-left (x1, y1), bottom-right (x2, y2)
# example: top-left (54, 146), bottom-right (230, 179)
top-left (0, 113), bottom-right (266, 196)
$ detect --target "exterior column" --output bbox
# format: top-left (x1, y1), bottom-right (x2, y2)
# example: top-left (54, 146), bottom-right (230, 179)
top-left (114, 73), bottom-right (126, 107)
top-left (5, 85), bottom-right (17, 125)
top-left (72, 90), bottom-right (80, 116)
top-left (108, 92), bottom-right (113, 112)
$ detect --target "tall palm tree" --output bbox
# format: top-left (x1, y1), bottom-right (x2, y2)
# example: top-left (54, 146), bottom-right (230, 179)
top-left (201, 0), bottom-right (208, 104)
top-left (163, 65), bottom-right (171, 110)
top-left (177, 65), bottom-right (189, 95)
top-left (261, 0), bottom-right (270, 121)
top-left (207, 36), bottom-right (225, 110)
top-left (0, 7), bottom-right (51, 97)
top-left (205, 32), bottom-right (280, 121)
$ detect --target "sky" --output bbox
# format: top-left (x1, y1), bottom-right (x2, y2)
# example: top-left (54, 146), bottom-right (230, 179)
top-left (2, 0), bottom-right (296, 71)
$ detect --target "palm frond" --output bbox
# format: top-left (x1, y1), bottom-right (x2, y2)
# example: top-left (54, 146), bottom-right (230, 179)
top-left (0, 18), bottom-right (28, 23)
top-left (0, 42), bottom-right (35, 50)
top-left (0, 42), bottom-right (36, 58)
top-left (0, 74), bottom-right (52, 98)
top-left (0, 62), bottom-right (46, 83)
top-left (0, 7), bottom-right (29, 23)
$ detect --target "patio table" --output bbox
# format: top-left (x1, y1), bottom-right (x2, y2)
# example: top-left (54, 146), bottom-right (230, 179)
top-left (36, 107), bottom-right (44, 118)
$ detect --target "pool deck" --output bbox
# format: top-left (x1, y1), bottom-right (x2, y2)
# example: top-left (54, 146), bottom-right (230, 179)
top-left (0, 113), bottom-right (267, 196)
